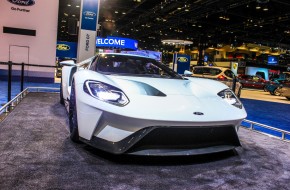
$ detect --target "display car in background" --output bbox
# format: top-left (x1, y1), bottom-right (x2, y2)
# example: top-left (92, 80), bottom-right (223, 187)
top-left (60, 53), bottom-right (247, 156)
top-left (190, 66), bottom-right (242, 97)
top-left (237, 74), bottom-right (268, 90)
top-left (277, 86), bottom-right (290, 100)
top-left (265, 79), bottom-right (290, 96)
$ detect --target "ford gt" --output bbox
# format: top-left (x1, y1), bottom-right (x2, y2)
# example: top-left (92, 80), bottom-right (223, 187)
top-left (60, 53), bottom-right (247, 156)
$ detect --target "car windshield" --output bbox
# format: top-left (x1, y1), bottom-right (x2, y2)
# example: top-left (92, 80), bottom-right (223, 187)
top-left (95, 54), bottom-right (183, 79)
top-left (193, 67), bottom-right (222, 76)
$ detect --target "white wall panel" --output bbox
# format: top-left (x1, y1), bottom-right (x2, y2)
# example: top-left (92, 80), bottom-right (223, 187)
top-left (0, 0), bottom-right (59, 81)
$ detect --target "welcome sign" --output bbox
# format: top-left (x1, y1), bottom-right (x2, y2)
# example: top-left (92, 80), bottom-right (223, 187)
top-left (96, 37), bottom-right (138, 50)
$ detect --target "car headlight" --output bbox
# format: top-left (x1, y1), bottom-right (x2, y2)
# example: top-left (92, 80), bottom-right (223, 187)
top-left (218, 89), bottom-right (242, 109)
top-left (84, 80), bottom-right (129, 106)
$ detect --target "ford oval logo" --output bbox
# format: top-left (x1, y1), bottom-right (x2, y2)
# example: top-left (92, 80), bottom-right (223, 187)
top-left (83, 11), bottom-right (96, 17)
top-left (193, 112), bottom-right (204, 116)
top-left (178, 57), bottom-right (188, 62)
top-left (7, 0), bottom-right (35, 6)
top-left (57, 44), bottom-right (70, 51)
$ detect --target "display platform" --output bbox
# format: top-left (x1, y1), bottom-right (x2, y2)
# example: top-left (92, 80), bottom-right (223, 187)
top-left (0, 92), bottom-right (289, 189)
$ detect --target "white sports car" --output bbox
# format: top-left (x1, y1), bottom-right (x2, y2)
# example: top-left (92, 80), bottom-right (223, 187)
top-left (60, 53), bottom-right (247, 156)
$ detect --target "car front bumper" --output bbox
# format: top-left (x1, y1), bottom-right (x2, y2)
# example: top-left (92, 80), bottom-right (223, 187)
top-left (80, 124), bottom-right (241, 156)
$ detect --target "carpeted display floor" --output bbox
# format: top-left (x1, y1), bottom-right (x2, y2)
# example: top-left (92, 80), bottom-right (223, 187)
top-left (0, 93), bottom-right (290, 189)
top-left (241, 98), bottom-right (290, 139)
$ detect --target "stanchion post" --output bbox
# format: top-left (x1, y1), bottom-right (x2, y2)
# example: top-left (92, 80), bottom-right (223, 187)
top-left (21, 62), bottom-right (24, 91)
top-left (232, 74), bottom-right (236, 94)
top-left (8, 61), bottom-right (12, 102)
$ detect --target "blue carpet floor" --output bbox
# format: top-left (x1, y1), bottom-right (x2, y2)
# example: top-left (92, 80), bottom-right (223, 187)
top-left (240, 98), bottom-right (290, 140)
top-left (241, 98), bottom-right (290, 131)
top-left (0, 80), bottom-right (59, 105)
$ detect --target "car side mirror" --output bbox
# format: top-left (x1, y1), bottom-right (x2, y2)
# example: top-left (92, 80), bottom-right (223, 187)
top-left (59, 60), bottom-right (76, 66)
top-left (184, 70), bottom-right (193, 76)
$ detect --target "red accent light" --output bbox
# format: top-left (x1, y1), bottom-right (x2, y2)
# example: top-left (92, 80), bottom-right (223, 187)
top-left (217, 75), bottom-right (227, 80)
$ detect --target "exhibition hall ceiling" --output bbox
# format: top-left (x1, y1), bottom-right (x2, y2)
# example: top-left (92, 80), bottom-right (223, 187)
top-left (58, 0), bottom-right (290, 50)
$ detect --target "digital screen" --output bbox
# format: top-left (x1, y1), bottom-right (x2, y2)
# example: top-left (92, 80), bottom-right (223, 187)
top-left (96, 37), bottom-right (138, 50)
top-left (268, 56), bottom-right (278, 65)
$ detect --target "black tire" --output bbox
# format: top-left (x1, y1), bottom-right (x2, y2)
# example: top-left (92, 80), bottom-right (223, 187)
top-left (60, 77), bottom-right (64, 105)
top-left (263, 86), bottom-right (267, 92)
top-left (286, 97), bottom-right (290, 100)
top-left (69, 81), bottom-right (80, 142)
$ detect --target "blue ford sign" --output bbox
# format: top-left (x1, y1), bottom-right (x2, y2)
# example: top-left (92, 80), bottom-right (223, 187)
top-left (7, 0), bottom-right (35, 6)
top-left (81, 0), bottom-right (99, 31)
top-left (96, 37), bottom-right (138, 50)
top-left (56, 41), bottom-right (77, 59)
top-left (173, 54), bottom-right (191, 74)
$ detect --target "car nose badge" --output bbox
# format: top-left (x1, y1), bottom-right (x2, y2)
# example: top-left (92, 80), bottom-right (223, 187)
top-left (193, 112), bottom-right (204, 115)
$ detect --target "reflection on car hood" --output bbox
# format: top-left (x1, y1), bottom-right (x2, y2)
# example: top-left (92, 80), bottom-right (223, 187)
top-left (106, 75), bottom-right (228, 96)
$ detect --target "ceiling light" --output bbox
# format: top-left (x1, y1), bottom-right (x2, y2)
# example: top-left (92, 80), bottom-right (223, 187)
top-left (256, 4), bottom-right (261, 9)
top-left (72, 15), bottom-right (75, 17)
top-left (185, 9), bottom-right (189, 11)
top-left (263, 6), bottom-right (268, 11)
top-left (67, 4), bottom-right (71, 7)
top-left (76, 5), bottom-right (80, 8)
top-left (115, 11), bottom-right (118, 13)
top-left (177, 7), bottom-right (182, 10)
top-left (122, 12), bottom-right (126, 14)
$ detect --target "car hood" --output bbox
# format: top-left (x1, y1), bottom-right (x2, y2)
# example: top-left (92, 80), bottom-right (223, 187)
top-left (106, 75), bottom-right (228, 97)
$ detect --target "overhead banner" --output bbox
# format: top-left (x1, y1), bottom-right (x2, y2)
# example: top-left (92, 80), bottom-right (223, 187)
top-left (96, 37), bottom-right (138, 50)
top-left (77, 0), bottom-right (100, 62)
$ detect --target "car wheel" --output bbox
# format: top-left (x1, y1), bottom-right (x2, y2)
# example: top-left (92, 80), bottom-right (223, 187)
top-left (274, 88), bottom-right (281, 96)
top-left (263, 86), bottom-right (267, 92)
top-left (60, 77), bottom-right (64, 105)
top-left (270, 91), bottom-right (275, 95)
top-left (69, 80), bottom-right (80, 142)
top-left (287, 97), bottom-right (290, 100)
